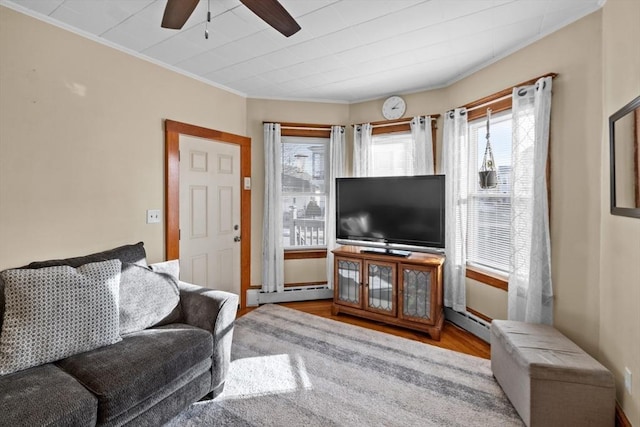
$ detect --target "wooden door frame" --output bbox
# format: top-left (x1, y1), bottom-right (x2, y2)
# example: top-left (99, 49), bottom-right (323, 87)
top-left (165, 119), bottom-right (251, 308)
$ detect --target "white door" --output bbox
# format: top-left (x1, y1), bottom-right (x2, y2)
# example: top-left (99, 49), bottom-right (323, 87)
top-left (179, 135), bottom-right (241, 294)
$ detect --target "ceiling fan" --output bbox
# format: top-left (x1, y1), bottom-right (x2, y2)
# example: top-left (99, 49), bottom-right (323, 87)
top-left (161, 0), bottom-right (301, 37)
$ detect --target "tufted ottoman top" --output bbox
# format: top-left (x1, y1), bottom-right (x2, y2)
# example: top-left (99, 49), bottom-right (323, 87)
top-left (491, 320), bottom-right (615, 388)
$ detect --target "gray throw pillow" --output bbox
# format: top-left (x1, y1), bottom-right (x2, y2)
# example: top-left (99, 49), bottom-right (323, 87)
top-left (0, 260), bottom-right (122, 375)
top-left (0, 242), bottom-right (147, 331)
top-left (119, 263), bottom-right (181, 335)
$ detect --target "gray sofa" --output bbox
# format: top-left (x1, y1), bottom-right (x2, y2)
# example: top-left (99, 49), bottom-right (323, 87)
top-left (0, 242), bottom-right (238, 426)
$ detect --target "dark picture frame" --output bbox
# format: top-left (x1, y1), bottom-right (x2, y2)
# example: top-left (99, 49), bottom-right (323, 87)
top-left (610, 94), bottom-right (640, 218)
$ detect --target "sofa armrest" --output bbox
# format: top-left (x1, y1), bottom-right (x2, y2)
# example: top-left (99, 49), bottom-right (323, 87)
top-left (178, 281), bottom-right (239, 397)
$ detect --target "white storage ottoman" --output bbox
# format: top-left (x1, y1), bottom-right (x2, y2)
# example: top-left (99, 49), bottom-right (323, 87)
top-left (491, 320), bottom-right (615, 427)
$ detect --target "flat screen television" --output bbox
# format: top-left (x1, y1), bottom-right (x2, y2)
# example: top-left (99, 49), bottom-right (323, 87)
top-left (336, 175), bottom-right (445, 253)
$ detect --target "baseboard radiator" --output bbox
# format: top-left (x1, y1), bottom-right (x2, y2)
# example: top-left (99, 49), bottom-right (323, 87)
top-left (247, 285), bottom-right (333, 306)
top-left (444, 307), bottom-right (491, 343)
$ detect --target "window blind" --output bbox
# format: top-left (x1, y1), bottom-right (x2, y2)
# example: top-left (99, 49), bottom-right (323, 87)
top-left (370, 132), bottom-right (412, 176)
top-left (467, 111), bottom-right (512, 274)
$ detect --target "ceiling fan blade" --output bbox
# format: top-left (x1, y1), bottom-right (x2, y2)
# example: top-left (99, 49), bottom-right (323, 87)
top-left (239, 0), bottom-right (301, 37)
top-left (161, 0), bottom-right (199, 29)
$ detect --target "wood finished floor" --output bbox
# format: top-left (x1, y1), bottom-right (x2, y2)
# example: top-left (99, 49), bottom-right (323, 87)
top-left (237, 299), bottom-right (490, 360)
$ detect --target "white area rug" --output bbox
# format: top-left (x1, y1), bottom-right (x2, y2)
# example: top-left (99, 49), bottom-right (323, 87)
top-left (166, 304), bottom-right (522, 426)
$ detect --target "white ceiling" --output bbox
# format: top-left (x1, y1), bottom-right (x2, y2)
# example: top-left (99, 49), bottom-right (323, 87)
top-left (3, 0), bottom-right (603, 103)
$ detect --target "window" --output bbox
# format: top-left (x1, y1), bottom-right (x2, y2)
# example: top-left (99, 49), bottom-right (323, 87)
top-left (370, 132), bottom-right (412, 176)
top-left (467, 110), bottom-right (512, 275)
top-left (281, 136), bottom-right (328, 249)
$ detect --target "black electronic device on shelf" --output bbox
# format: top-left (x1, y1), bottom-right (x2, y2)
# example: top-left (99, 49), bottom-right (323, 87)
top-left (335, 175), bottom-right (446, 254)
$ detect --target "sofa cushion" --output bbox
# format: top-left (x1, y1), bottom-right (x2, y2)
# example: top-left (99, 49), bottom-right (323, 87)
top-left (117, 370), bottom-right (212, 427)
top-left (0, 260), bottom-right (122, 375)
top-left (26, 241), bottom-right (148, 269)
top-left (56, 323), bottom-right (213, 425)
top-left (0, 363), bottom-right (98, 426)
top-left (119, 263), bottom-right (181, 335)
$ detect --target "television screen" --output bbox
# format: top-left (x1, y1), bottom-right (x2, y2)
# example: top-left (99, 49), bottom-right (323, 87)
top-left (336, 175), bottom-right (445, 249)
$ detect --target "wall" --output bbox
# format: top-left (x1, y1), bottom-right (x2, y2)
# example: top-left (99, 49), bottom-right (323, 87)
top-left (245, 98), bottom-right (349, 286)
top-left (0, 7), bottom-right (247, 269)
top-left (466, 279), bottom-right (508, 320)
top-left (600, 0), bottom-right (640, 423)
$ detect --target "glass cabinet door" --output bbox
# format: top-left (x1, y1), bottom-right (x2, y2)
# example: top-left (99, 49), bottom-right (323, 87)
top-left (364, 261), bottom-right (396, 317)
top-left (399, 265), bottom-right (434, 324)
top-left (335, 257), bottom-right (362, 308)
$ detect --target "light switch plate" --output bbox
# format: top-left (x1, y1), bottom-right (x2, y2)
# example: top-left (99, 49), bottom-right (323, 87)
top-left (244, 177), bottom-right (251, 190)
top-left (146, 209), bottom-right (161, 224)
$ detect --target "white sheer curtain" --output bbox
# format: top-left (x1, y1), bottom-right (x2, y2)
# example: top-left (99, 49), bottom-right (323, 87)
top-left (326, 126), bottom-right (346, 289)
top-left (262, 123), bottom-right (284, 293)
top-left (508, 77), bottom-right (553, 324)
top-left (410, 116), bottom-right (435, 175)
top-left (353, 123), bottom-right (372, 177)
top-left (443, 108), bottom-right (469, 312)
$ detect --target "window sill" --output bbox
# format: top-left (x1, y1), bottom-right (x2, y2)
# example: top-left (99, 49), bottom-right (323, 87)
top-left (466, 265), bottom-right (508, 291)
top-left (284, 249), bottom-right (327, 260)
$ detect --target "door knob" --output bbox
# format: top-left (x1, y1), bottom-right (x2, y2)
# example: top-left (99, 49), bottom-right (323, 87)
top-left (234, 236), bottom-right (241, 242)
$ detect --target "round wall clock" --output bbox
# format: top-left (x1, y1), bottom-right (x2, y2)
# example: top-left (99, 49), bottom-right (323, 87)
top-left (382, 95), bottom-right (406, 120)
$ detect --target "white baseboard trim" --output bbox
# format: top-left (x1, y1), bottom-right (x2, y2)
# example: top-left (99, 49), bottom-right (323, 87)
top-left (444, 307), bottom-right (491, 343)
top-left (247, 285), bottom-right (333, 306)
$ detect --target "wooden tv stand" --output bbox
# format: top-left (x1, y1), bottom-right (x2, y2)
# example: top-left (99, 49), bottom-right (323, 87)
top-left (332, 245), bottom-right (445, 340)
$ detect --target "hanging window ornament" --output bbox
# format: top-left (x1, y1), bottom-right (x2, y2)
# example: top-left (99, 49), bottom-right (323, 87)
top-left (479, 108), bottom-right (498, 189)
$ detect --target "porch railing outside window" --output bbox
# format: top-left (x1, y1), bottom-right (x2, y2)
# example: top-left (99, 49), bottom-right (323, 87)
top-left (281, 137), bottom-right (328, 249)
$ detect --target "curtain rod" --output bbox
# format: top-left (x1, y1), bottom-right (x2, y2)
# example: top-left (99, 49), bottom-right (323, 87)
top-left (262, 121), bottom-right (338, 130)
top-left (351, 114), bottom-right (440, 128)
top-left (460, 72), bottom-right (558, 113)
top-left (465, 94), bottom-right (512, 113)
top-left (281, 126), bottom-right (331, 131)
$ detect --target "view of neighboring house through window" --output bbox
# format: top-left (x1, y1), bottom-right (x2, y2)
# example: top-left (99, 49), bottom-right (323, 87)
top-left (370, 131), bottom-right (412, 176)
top-left (467, 110), bottom-right (513, 275)
top-left (281, 136), bottom-right (328, 249)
